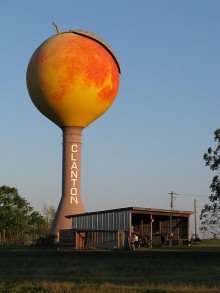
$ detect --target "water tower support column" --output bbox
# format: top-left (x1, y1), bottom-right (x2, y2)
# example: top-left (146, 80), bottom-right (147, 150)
top-left (52, 126), bottom-right (85, 235)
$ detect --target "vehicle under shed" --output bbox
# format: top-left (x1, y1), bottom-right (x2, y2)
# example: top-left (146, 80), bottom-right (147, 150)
top-left (59, 207), bottom-right (194, 250)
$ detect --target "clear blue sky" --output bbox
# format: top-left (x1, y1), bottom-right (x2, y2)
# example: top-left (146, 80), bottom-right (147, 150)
top-left (1, 1), bottom-right (219, 234)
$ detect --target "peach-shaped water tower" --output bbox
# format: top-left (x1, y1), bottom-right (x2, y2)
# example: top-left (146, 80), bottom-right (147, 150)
top-left (26, 23), bottom-right (120, 235)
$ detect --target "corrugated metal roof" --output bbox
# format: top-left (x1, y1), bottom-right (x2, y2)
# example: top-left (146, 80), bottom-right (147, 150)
top-left (131, 207), bottom-right (194, 215)
top-left (65, 206), bottom-right (194, 219)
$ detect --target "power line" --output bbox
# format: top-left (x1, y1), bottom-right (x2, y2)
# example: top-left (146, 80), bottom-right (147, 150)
top-left (175, 193), bottom-right (209, 198)
top-left (167, 191), bottom-right (209, 212)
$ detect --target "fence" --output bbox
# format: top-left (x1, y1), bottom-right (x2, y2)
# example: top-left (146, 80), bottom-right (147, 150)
top-left (0, 231), bottom-right (41, 245)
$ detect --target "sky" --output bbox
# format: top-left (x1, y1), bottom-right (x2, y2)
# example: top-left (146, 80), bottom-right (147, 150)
top-left (1, 0), bottom-right (219, 236)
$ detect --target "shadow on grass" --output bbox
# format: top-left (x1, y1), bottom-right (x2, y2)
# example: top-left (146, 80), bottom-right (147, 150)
top-left (0, 245), bottom-right (219, 292)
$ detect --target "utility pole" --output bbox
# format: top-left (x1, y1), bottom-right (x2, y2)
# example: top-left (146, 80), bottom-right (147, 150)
top-left (168, 191), bottom-right (175, 246)
top-left (168, 191), bottom-right (175, 210)
top-left (194, 199), bottom-right (197, 237)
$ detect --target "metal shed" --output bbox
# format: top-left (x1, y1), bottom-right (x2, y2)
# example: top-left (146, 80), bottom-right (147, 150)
top-left (60, 207), bottom-right (194, 250)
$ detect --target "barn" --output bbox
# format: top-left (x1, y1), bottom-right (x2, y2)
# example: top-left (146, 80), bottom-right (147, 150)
top-left (59, 206), bottom-right (194, 250)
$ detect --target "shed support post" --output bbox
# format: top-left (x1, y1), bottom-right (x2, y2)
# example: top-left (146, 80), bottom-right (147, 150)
top-left (169, 216), bottom-right (172, 246)
top-left (141, 219), bottom-right (144, 235)
top-left (188, 216), bottom-right (190, 241)
top-left (150, 214), bottom-right (153, 248)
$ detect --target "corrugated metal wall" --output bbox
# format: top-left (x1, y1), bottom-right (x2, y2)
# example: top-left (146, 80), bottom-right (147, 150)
top-left (71, 209), bottom-right (131, 231)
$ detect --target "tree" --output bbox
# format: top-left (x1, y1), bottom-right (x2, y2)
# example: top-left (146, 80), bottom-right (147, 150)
top-left (0, 186), bottom-right (33, 237)
top-left (200, 129), bottom-right (220, 237)
top-left (0, 185), bottom-right (48, 243)
top-left (28, 211), bottom-right (48, 236)
top-left (42, 204), bottom-right (56, 230)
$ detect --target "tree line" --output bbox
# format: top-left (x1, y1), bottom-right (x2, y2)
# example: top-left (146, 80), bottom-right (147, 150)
top-left (0, 185), bottom-right (55, 245)
top-left (200, 129), bottom-right (220, 238)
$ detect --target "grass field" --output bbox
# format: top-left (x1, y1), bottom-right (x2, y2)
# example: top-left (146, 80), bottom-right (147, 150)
top-left (0, 240), bottom-right (219, 293)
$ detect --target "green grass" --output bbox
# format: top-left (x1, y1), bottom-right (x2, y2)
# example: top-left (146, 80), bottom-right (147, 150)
top-left (193, 238), bottom-right (220, 247)
top-left (0, 243), bottom-right (219, 292)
